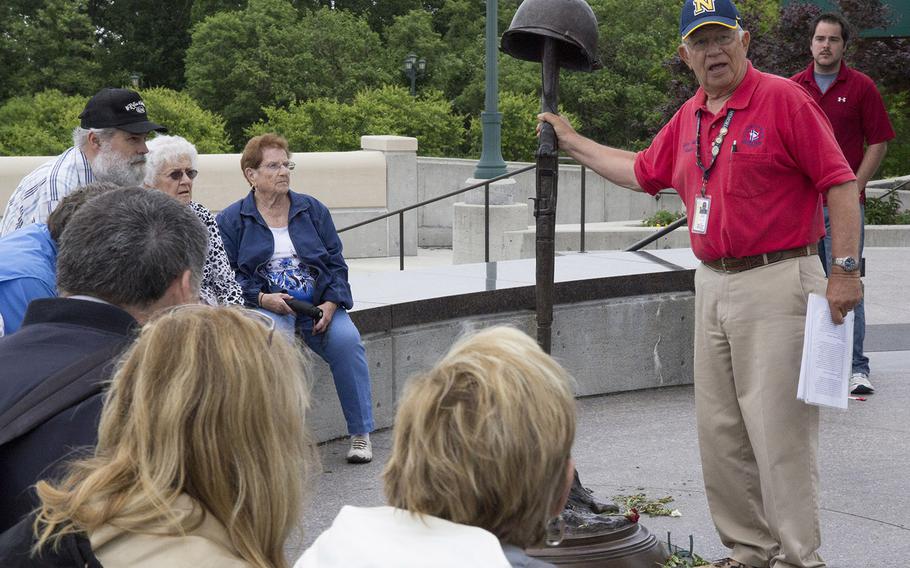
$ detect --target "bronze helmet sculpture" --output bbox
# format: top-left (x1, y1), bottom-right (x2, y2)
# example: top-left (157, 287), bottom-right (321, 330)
top-left (500, 0), bottom-right (602, 72)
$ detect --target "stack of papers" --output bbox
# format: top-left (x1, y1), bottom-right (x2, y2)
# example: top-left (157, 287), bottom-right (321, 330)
top-left (797, 293), bottom-right (854, 409)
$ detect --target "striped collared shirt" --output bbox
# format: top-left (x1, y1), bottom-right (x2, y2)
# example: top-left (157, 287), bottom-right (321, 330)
top-left (0, 147), bottom-right (94, 236)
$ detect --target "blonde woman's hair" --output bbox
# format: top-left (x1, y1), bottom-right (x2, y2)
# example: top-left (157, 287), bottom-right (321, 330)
top-left (382, 326), bottom-right (576, 548)
top-left (33, 306), bottom-right (317, 568)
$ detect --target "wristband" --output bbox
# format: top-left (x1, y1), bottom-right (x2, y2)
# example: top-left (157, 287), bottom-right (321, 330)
top-left (258, 291), bottom-right (265, 306)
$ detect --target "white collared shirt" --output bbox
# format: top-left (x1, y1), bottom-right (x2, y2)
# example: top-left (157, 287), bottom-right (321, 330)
top-left (0, 147), bottom-right (94, 236)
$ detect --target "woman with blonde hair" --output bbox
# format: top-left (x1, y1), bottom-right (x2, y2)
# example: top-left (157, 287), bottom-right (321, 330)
top-left (297, 326), bottom-right (576, 568)
top-left (0, 306), bottom-right (317, 567)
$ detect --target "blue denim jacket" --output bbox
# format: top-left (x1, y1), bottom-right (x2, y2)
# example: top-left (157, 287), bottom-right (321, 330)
top-left (216, 190), bottom-right (353, 310)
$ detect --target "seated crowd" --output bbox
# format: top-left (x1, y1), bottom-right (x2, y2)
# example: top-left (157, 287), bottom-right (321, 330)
top-left (0, 88), bottom-right (577, 567)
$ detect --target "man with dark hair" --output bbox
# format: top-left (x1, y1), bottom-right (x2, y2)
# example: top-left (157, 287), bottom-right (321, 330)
top-left (0, 182), bottom-right (120, 336)
top-left (540, 1), bottom-right (861, 566)
top-left (791, 12), bottom-right (895, 395)
top-left (0, 88), bottom-right (166, 236)
top-left (0, 187), bottom-right (207, 531)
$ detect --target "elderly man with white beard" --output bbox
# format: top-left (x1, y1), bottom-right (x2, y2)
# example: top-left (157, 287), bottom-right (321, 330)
top-left (0, 88), bottom-right (166, 236)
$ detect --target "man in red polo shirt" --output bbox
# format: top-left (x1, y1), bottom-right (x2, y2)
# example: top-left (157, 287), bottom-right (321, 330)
top-left (539, 1), bottom-right (861, 567)
top-left (791, 12), bottom-right (895, 396)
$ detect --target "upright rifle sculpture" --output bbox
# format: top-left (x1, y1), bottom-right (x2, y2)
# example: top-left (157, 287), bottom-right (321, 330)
top-left (502, 1), bottom-right (669, 565)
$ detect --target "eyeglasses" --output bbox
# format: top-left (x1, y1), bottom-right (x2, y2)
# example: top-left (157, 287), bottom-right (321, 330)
top-left (161, 304), bottom-right (276, 346)
top-left (164, 168), bottom-right (198, 181)
top-left (260, 161), bottom-right (295, 172)
top-left (685, 32), bottom-right (738, 52)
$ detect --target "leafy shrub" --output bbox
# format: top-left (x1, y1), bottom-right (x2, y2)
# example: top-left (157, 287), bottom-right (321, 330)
top-left (138, 87), bottom-right (231, 153)
top-left (248, 85), bottom-right (464, 156)
top-left (0, 88), bottom-right (230, 156)
top-left (0, 90), bottom-right (85, 156)
top-left (880, 90), bottom-right (909, 179)
top-left (865, 190), bottom-right (910, 225)
top-left (467, 91), bottom-right (580, 163)
top-left (642, 209), bottom-right (685, 227)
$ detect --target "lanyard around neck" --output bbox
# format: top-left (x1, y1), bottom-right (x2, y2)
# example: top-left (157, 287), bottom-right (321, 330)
top-left (695, 109), bottom-right (735, 197)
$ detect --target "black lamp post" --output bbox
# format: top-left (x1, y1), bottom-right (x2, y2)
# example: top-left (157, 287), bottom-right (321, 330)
top-left (402, 53), bottom-right (427, 96)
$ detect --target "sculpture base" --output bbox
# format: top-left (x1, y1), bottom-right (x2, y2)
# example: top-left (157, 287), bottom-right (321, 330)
top-left (526, 522), bottom-right (669, 567)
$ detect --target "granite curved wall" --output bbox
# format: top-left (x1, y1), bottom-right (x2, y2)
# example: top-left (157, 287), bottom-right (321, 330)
top-left (306, 250), bottom-right (698, 442)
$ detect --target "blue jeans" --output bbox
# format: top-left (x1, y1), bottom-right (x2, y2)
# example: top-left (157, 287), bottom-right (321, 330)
top-left (256, 307), bottom-right (374, 435)
top-left (817, 204), bottom-right (869, 375)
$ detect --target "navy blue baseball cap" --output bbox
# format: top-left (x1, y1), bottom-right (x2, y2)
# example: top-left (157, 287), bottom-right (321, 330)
top-left (680, 0), bottom-right (741, 40)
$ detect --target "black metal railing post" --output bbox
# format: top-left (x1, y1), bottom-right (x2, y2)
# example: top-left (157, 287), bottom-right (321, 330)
top-left (399, 212), bottom-right (405, 271)
top-left (484, 182), bottom-right (490, 263)
top-left (580, 165), bottom-right (586, 253)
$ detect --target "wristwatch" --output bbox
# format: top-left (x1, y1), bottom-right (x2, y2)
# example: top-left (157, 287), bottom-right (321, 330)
top-left (832, 256), bottom-right (859, 272)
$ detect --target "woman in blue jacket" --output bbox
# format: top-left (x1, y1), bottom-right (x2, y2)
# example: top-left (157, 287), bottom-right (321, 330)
top-left (217, 133), bottom-right (373, 464)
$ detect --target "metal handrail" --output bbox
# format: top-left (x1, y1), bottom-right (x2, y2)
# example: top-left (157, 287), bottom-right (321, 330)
top-left (624, 216), bottom-right (688, 252)
top-left (338, 156), bottom-right (690, 268)
top-left (338, 164), bottom-right (536, 270)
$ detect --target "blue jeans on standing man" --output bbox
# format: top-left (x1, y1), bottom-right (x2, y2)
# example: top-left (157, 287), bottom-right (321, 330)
top-left (817, 204), bottom-right (869, 375)
top-left (257, 307), bottom-right (374, 435)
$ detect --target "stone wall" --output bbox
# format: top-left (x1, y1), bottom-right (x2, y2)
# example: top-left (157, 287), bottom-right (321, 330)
top-left (307, 290), bottom-right (695, 443)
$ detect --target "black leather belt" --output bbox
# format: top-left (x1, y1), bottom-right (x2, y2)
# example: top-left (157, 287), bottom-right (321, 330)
top-left (703, 244), bottom-right (818, 273)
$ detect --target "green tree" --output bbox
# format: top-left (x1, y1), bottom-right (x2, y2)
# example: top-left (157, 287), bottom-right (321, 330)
top-left (306, 0), bottom-right (444, 33)
top-left (294, 7), bottom-right (393, 101)
top-left (0, 0), bottom-right (100, 102)
top-left (0, 88), bottom-right (230, 156)
top-left (356, 86), bottom-right (464, 156)
top-left (138, 88), bottom-right (231, 153)
top-left (558, 0), bottom-right (678, 149)
top-left (186, 0), bottom-right (389, 146)
top-left (0, 90), bottom-right (85, 156)
top-left (87, 0), bottom-right (195, 90)
top-left (247, 99), bottom-right (361, 152)
top-left (384, 9), bottom-right (464, 98)
top-left (248, 86), bottom-right (463, 156)
top-left (879, 91), bottom-right (908, 179)
top-left (468, 91), bottom-right (578, 162)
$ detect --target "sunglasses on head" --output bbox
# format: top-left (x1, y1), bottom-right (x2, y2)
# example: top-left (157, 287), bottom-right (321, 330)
top-left (165, 168), bottom-right (199, 181)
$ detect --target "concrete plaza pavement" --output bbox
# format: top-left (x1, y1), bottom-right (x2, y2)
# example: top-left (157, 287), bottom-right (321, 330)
top-left (289, 247), bottom-right (910, 567)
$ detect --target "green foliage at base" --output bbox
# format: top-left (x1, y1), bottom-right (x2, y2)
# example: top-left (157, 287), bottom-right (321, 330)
top-left (642, 210), bottom-right (686, 227)
top-left (661, 552), bottom-right (711, 567)
top-left (866, 190), bottom-right (910, 225)
top-left (247, 86), bottom-right (464, 156)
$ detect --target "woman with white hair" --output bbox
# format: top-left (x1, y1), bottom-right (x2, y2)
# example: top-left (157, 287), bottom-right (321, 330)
top-left (144, 135), bottom-right (243, 306)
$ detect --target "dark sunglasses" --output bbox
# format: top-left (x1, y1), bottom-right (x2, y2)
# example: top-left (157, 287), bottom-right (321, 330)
top-left (165, 168), bottom-right (199, 181)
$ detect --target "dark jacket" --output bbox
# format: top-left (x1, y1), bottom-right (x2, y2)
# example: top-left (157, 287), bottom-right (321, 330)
top-left (0, 298), bottom-right (136, 532)
top-left (216, 190), bottom-right (353, 309)
top-left (0, 513), bottom-right (101, 568)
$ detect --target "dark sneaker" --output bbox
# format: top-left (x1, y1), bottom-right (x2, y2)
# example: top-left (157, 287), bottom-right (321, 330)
top-left (850, 372), bottom-right (875, 395)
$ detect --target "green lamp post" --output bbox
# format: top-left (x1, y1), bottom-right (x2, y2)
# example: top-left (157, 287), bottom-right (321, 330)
top-left (473, 0), bottom-right (508, 179)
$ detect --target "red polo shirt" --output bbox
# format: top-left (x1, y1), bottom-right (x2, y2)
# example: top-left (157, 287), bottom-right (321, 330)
top-left (634, 63), bottom-right (855, 262)
top-left (791, 61), bottom-right (895, 201)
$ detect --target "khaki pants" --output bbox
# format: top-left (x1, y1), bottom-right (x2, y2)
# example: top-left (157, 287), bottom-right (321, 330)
top-left (694, 256), bottom-right (827, 568)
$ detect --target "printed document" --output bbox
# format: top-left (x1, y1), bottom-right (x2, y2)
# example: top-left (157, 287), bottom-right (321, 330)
top-left (797, 293), bottom-right (854, 409)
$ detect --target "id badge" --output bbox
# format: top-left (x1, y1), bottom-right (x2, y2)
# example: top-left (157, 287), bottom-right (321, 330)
top-left (692, 196), bottom-right (711, 235)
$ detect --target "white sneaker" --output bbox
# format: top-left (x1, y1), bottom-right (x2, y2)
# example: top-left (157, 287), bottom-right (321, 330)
top-left (849, 373), bottom-right (874, 395)
top-left (346, 433), bottom-right (372, 464)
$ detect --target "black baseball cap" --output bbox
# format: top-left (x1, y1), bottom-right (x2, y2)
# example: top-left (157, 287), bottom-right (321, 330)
top-left (79, 88), bottom-right (167, 134)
